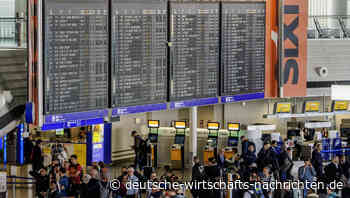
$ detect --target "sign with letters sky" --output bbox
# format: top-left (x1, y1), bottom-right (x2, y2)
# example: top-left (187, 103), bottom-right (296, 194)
top-left (281, 0), bottom-right (308, 97)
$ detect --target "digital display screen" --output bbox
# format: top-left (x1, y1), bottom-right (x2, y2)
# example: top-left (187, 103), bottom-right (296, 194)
top-left (221, 2), bottom-right (265, 96)
top-left (148, 120), bottom-right (160, 128)
top-left (111, 0), bottom-right (168, 107)
top-left (228, 123), bottom-right (240, 131)
top-left (228, 137), bottom-right (238, 147)
top-left (43, 0), bottom-right (109, 115)
top-left (169, 1), bottom-right (220, 101)
top-left (149, 134), bottom-right (158, 143)
top-left (175, 135), bottom-right (185, 145)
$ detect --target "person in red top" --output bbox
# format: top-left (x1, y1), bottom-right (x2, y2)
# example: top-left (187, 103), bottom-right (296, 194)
top-left (69, 155), bottom-right (82, 198)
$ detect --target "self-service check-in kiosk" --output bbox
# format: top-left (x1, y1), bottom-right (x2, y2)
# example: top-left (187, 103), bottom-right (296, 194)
top-left (171, 121), bottom-right (186, 170)
top-left (204, 122), bottom-right (220, 165)
top-left (225, 123), bottom-right (240, 160)
top-left (147, 120), bottom-right (159, 168)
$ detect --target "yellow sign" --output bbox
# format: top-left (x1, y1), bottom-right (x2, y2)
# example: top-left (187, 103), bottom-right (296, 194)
top-left (333, 101), bottom-right (349, 111)
top-left (175, 121), bottom-right (186, 129)
top-left (228, 123), bottom-right (240, 131)
top-left (276, 103), bottom-right (292, 113)
top-left (305, 101), bottom-right (320, 112)
top-left (73, 144), bottom-right (86, 167)
top-left (207, 122), bottom-right (219, 130)
top-left (92, 124), bottom-right (104, 143)
top-left (148, 120), bottom-right (160, 128)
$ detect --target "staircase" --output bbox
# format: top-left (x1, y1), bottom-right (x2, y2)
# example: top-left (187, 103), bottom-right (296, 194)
top-left (0, 49), bottom-right (27, 107)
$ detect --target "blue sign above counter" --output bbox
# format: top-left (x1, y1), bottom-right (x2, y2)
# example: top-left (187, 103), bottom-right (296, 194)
top-left (42, 117), bottom-right (105, 131)
top-left (170, 97), bottom-right (219, 109)
top-left (112, 103), bottom-right (167, 116)
top-left (45, 109), bottom-right (108, 124)
top-left (221, 92), bottom-right (264, 104)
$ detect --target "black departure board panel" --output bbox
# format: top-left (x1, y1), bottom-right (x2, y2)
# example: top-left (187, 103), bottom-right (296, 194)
top-left (169, 1), bottom-right (219, 101)
top-left (221, 2), bottom-right (265, 96)
top-left (43, 0), bottom-right (109, 114)
top-left (111, 0), bottom-right (168, 107)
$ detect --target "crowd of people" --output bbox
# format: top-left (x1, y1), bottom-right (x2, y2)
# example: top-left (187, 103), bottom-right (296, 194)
top-left (24, 129), bottom-right (350, 198)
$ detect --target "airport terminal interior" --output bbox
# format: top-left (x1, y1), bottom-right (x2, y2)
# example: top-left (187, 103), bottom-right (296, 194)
top-left (2, 0), bottom-right (350, 197)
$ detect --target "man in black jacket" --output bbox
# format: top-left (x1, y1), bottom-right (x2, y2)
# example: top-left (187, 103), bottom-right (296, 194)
top-left (279, 147), bottom-right (294, 180)
top-left (30, 168), bottom-right (49, 198)
top-left (311, 143), bottom-right (323, 178)
top-left (131, 131), bottom-right (145, 170)
top-left (257, 141), bottom-right (280, 179)
top-left (32, 139), bottom-right (43, 173)
top-left (324, 156), bottom-right (342, 184)
top-left (204, 158), bottom-right (220, 198)
top-left (191, 156), bottom-right (206, 198)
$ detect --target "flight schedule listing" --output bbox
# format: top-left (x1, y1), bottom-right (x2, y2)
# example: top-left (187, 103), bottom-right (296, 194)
top-left (221, 2), bottom-right (266, 96)
top-left (111, 0), bottom-right (168, 107)
top-left (44, 0), bottom-right (109, 115)
top-left (169, 2), bottom-right (220, 101)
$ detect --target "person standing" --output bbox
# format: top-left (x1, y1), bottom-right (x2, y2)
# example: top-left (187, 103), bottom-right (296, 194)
top-left (324, 156), bottom-right (342, 185)
top-left (298, 159), bottom-right (316, 198)
top-left (217, 148), bottom-right (226, 170)
top-left (191, 156), bottom-right (206, 198)
top-left (311, 143), bottom-right (323, 178)
top-left (131, 131), bottom-right (146, 170)
top-left (69, 155), bottom-right (82, 198)
top-left (32, 139), bottom-right (44, 172)
top-left (24, 133), bottom-right (34, 164)
top-left (126, 167), bottom-right (139, 198)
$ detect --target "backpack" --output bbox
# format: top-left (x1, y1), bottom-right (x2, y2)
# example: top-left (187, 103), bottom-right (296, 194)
top-left (99, 181), bottom-right (110, 198)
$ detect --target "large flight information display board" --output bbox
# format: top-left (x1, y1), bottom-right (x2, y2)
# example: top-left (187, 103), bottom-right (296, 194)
top-left (221, 2), bottom-right (265, 96)
top-left (43, 0), bottom-right (109, 115)
top-left (169, 1), bottom-right (220, 101)
top-left (111, 0), bottom-right (168, 107)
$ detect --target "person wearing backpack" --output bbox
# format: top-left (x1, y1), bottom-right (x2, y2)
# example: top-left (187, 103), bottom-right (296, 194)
top-left (131, 131), bottom-right (146, 170)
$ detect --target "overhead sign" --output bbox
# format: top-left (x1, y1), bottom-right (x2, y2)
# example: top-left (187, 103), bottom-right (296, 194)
top-left (303, 101), bottom-right (321, 113)
top-left (207, 122), bottom-right (220, 130)
top-left (228, 123), bottom-right (240, 131)
top-left (148, 120), bottom-right (160, 128)
top-left (174, 121), bottom-right (186, 129)
top-left (274, 102), bottom-right (292, 114)
top-left (332, 85), bottom-right (350, 101)
top-left (281, 0), bottom-right (308, 97)
top-left (305, 121), bottom-right (331, 129)
top-left (332, 101), bottom-right (349, 112)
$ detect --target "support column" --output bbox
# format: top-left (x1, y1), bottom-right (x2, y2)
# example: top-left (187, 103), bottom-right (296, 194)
top-left (190, 106), bottom-right (198, 163)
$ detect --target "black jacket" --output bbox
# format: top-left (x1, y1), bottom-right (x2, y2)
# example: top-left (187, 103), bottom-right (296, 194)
top-left (324, 162), bottom-right (342, 183)
top-left (311, 150), bottom-right (323, 170)
top-left (30, 172), bottom-right (49, 193)
top-left (192, 163), bottom-right (205, 181)
top-left (257, 148), bottom-right (279, 171)
top-left (204, 165), bottom-right (220, 181)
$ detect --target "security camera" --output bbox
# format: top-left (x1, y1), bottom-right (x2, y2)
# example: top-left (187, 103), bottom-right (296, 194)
top-left (315, 67), bottom-right (328, 77)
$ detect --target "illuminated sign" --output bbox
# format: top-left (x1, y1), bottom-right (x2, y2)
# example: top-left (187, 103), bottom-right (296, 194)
top-left (92, 124), bottom-right (104, 162)
top-left (55, 129), bottom-right (64, 136)
top-left (332, 101), bottom-right (349, 112)
top-left (174, 121), bottom-right (186, 129)
top-left (304, 101), bottom-right (321, 113)
top-left (228, 123), bottom-right (240, 131)
top-left (274, 102), bottom-right (292, 114)
top-left (207, 122), bottom-right (220, 130)
top-left (148, 120), bottom-right (160, 128)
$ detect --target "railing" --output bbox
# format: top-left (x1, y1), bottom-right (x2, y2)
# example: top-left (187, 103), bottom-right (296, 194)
top-left (0, 17), bottom-right (27, 48)
top-left (308, 15), bottom-right (350, 39)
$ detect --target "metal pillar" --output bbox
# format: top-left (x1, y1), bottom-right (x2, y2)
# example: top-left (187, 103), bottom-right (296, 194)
top-left (190, 106), bottom-right (198, 163)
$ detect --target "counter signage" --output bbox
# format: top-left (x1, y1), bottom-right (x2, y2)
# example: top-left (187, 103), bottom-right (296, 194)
top-left (148, 120), bottom-right (160, 128)
top-left (228, 123), bottom-right (240, 131)
top-left (275, 102), bottom-right (292, 114)
top-left (92, 124), bottom-right (104, 162)
top-left (304, 101), bottom-right (321, 113)
top-left (174, 121), bottom-right (186, 129)
top-left (332, 101), bottom-right (349, 112)
top-left (208, 122), bottom-right (220, 130)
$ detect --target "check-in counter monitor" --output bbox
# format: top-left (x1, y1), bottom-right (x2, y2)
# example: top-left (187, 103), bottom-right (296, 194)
top-left (204, 122), bottom-right (220, 165)
top-left (171, 121), bottom-right (186, 170)
top-left (148, 120), bottom-right (160, 168)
